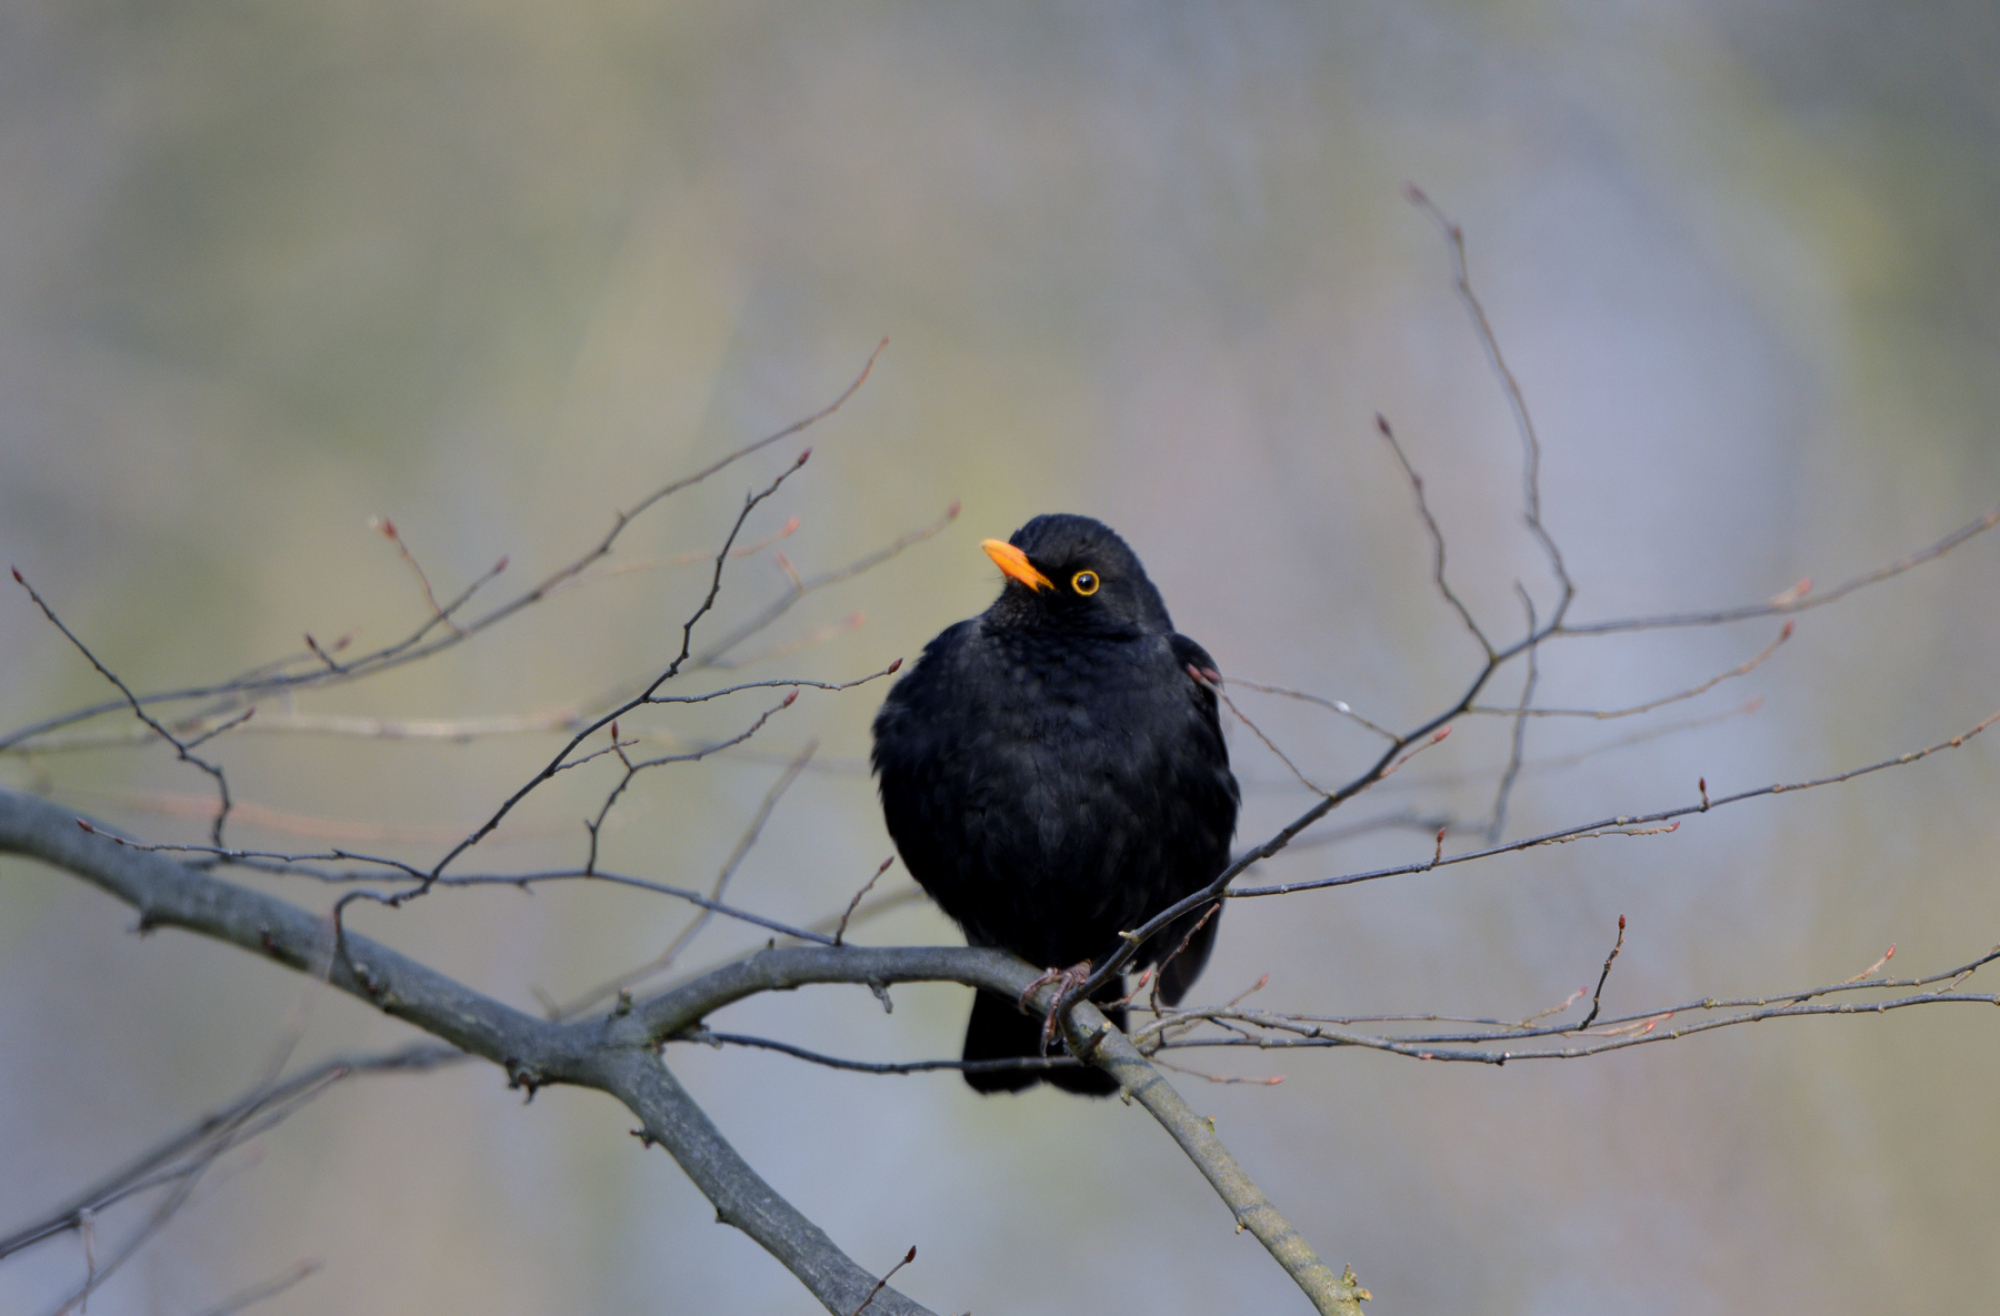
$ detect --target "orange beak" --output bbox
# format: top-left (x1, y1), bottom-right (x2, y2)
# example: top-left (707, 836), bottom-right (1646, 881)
top-left (982, 538), bottom-right (1053, 592)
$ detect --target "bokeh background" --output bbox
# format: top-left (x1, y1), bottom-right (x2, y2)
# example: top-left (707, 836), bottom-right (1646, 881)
top-left (4, 4), bottom-right (1999, 1313)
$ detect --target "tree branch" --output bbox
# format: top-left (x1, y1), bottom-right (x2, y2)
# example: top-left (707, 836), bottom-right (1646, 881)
top-left (0, 1042), bottom-right (457, 1262)
top-left (0, 339), bottom-right (889, 753)
top-left (3, 785), bottom-right (1361, 1315)
top-left (0, 786), bottom-right (933, 1316)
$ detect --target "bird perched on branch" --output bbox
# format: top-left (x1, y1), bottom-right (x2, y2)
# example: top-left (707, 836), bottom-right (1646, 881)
top-left (872, 513), bottom-right (1239, 1095)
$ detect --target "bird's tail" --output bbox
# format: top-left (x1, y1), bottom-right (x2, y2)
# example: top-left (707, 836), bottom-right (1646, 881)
top-left (962, 988), bottom-right (1125, 1097)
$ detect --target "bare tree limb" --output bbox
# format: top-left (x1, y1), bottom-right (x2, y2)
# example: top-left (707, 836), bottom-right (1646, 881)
top-left (1056, 1006), bottom-right (1369, 1315)
top-left (0, 786), bottom-right (934, 1316)
top-left (4, 785), bottom-right (1362, 1316)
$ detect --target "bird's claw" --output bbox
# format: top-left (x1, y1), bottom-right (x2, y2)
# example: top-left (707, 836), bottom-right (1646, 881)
top-left (1019, 961), bottom-right (1094, 1054)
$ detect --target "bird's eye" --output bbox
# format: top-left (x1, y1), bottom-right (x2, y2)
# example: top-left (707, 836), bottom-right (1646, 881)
top-left (1071, 570), bottom-right (1099, 596)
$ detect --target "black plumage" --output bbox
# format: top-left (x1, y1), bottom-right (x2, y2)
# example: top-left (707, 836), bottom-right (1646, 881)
top-left (871, 514), bottom-right (1239, 1095)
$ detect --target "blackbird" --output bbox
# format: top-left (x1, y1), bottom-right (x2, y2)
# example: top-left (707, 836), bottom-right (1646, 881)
top-left (871, 513), bottom-right (1239, 1095)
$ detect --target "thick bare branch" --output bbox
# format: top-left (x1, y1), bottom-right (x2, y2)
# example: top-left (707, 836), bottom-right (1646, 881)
top-left (0, 786), bottom-right (933, 1316)
top-left (1056, 1005), bottom-right (1369, 1315)
top-left (5, 786), bottom-right (1361, 1316)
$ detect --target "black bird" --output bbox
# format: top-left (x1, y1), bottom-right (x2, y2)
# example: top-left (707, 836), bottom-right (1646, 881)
top-left (871, 514), bottom-right (1239, 1095)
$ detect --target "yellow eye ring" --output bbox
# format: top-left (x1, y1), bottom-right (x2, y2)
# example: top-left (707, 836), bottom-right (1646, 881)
top-left (1071, 570), bottom-right (1100, 596)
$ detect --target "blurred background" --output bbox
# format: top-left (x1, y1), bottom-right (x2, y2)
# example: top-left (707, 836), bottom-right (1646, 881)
top-left (3, 3), bottom-right (1999, 1313)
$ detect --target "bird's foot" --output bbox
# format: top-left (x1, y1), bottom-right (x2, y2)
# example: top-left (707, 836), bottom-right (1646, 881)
top-left (1018, 961), bottom-right (1094, 1054)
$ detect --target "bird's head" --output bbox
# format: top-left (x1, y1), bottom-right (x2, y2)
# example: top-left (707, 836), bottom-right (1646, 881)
top-left (981, 513), bottom-right (1174, 636)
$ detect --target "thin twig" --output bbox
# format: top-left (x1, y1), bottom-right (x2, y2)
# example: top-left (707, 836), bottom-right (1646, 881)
top-left (544, 517), bottom-right (802, 598)
top-left (0, 340), bottom-right (889, 753)
top-left (1576, 915), bottom-right (1626, 1030)
top-left (1471, 621), bottom-right (1794, 719)
top-left (1236, 705), bottom-right (2000, 900)
top-left (1144, 942), bottom-right (2000, 1069)
top-left (11, 570), bottom-right (239, 845)
top-left (1221, 679), bottom-right (1399, 742)
top-left (1212, 682), bottom-right (1325, 796)
top-left (678, 1030), bottom-right (1080, 1078)
top-left (852, 1247), bottom-right (917, 1316)
top-left (1407, 185), bottom-right (1576, 625)
top-left (581, 691), bottom-right (804, 875)
top-left (694, 502), bottom-right (959, 669)
top-left (561, 743), bottom-right (819, 1015)
top-left (370, 517), bottom-right (464, 636)
top-left (1375, 412), bottom-right (1492, 657)
top-left (183, 1260), bottom-right (324, 1316)
top-left (433, 455), bottom-right (817, 883)
top-left (835, 858), bottom-right (897, 947)
top-left (1486, 584), bottom-right (1539, 842)
top-left (1376, 699), bottom-right (1765, 798)
top-left (1561, 504), bottom-right (2000, 636)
